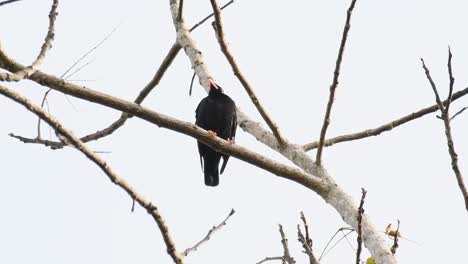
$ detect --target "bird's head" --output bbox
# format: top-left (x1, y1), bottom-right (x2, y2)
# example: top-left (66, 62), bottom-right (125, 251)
top-left (209, 79), bottom-right (224, 94)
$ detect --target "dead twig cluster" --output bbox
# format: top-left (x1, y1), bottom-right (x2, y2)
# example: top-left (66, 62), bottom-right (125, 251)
top-left (297, 212), bottom-right (320, 264)
top-left (258, 213), bottom-right (320, 264)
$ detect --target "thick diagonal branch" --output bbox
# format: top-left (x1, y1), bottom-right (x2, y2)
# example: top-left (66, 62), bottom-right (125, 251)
top-left (209, 0), bottom-right (286, 145)
top-left (316, 0), bottom-right (358, 165)
top-left (0, 0), bottom-right (58, 81)
top-left (0, 84), bottom-right (184, 264)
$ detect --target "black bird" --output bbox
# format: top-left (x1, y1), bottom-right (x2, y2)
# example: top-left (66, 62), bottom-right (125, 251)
top-left (195, 80), bottom-right (237, 187)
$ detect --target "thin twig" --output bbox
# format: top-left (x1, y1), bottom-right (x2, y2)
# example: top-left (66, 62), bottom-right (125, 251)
top-left (421, 59), bottom-right (443, 107)
top-left (422, 55), bottom-right (468, 211)
top-left (297, 212), bottom-right (319, 264)
top-left (0, 84), bottom-right (184, 264)
top-left (356, 188), bottom-right (367, 264)
top-left (278, 225), bottom-right (296, 264)
top-left (37, 88), bottom-right (53, 138)
top-left (189, 0), bottom-right (234, 32)
top-left (318, 227), bottom-right (354, 261)
top-left (209, 0), bottom-right (286, 146)
top-left (302, 86), bottom-right (468, 151)
top-left (0, 0), bottom-right (58, 81)
top-left (315, 0), bottom-right (358, 166)
top-left (256, 257), bottom-right (284, 264)
top-left (451, 106), bottom-right (467, 120)
top-left (182, 209), bottom-right (235, 256)
top-left (63, 58), bottom-right (96, 80)
top-left (390, 220), bottom-right (400, 254)
top-left (61, 25), bottom-right (120, 78)
top-left (0, 0), bottom-right (22, 6)
top-left (36, 25), bottom-right (119, 138)
top-left (189, 71), bottom-right (196, 96)
top-left (447, 47), bottom-right (455, 111)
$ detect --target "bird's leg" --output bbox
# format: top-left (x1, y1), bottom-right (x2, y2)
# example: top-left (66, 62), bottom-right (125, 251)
top-left (228, 138), bottom-right (235, 144)
top-left (207, 130), bottom-right (217, 137)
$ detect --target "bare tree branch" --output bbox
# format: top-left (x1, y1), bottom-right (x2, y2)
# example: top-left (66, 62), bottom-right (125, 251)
top-left (421, 59), bottom-right (443, 107)
top-left (0, 0), bottom-right (22, 7)
top-left (189, 0), bottom-right (234, 32)
top-left (421, 54), bottom-right (468, 212)
top-left (447, 47), bottom-right (455, 108)
top-left (316, 0), bottom-right (358, 166)
top-left (451, 106), bottom-right (468, 120)
top-left (279, 225), bottom-right (296, 264)
top-left (0, 0), bottom-right (58, 81)
top-left (356, 188), bottom-right (367, 264)
top-left (297, 212), bottom-right (319, 264)
top-left (209, 0), bottom-right (286, 145)
top-left (302, 86), bottom-right (468, 151)
top-left (0, 84), bottom-right (184, 264)
top-left (182, 209), bottom-right (235, 256)
top-left (256, 257), bottom-right (284, 264)
top-left (177, 0), bottom-right (184, 21)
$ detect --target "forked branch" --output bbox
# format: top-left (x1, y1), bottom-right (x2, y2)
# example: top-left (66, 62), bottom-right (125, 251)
top-left (421, 51), bottom-right (468, 212)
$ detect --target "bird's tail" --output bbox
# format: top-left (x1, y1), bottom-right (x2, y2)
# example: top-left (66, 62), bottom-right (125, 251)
top-left (204, 164), bottom-right (219, 187)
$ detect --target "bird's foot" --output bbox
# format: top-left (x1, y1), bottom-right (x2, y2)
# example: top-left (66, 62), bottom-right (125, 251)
top-left (207, 130), bottom-right (217, 137)
top-left (228, 138), bottom-right (235, 144)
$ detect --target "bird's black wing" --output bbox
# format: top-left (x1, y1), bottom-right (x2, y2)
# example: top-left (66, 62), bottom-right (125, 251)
top-left (195, 98), bottom-right (209, 171)
top-left (220, 107), bottom-right (237, 174)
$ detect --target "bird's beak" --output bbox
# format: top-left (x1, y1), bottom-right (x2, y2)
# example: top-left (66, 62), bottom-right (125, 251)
top-left (209, 79), bottom-right (219, 90)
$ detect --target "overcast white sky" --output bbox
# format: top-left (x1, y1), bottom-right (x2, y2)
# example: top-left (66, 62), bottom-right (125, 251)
top-left (1, 0), bottom-right (468, 263)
